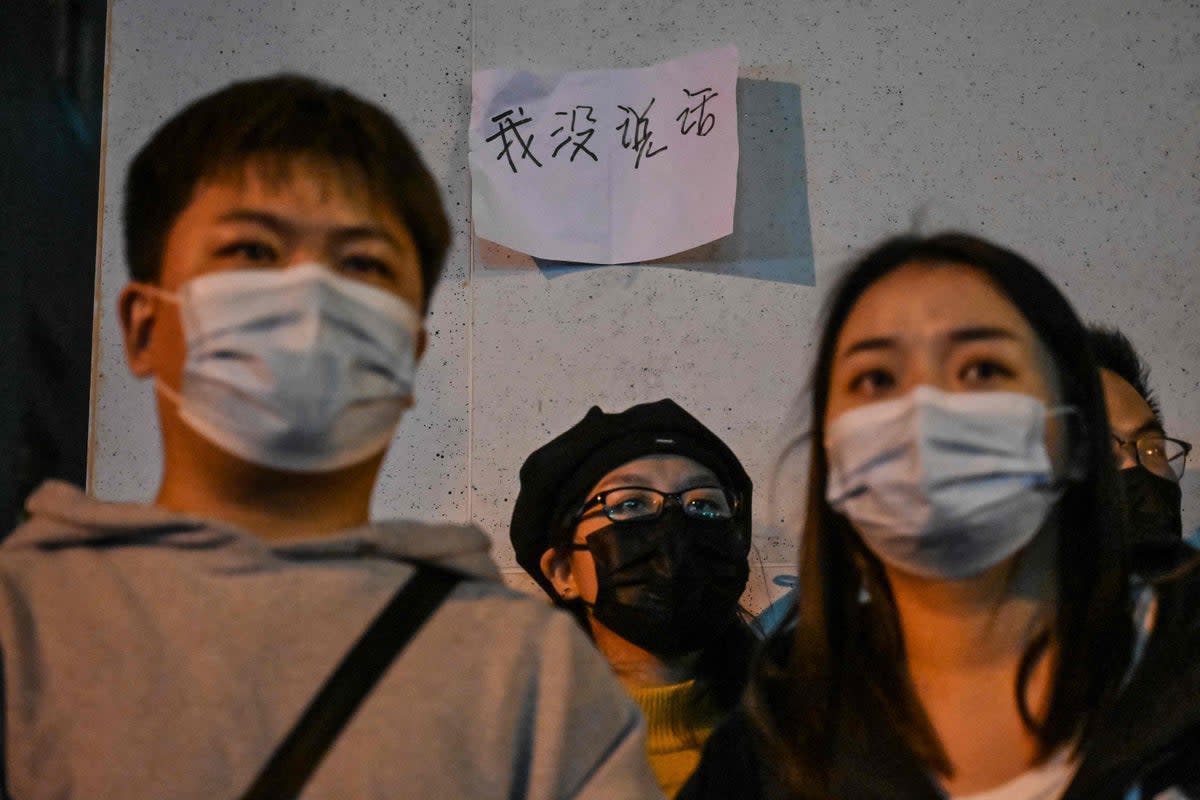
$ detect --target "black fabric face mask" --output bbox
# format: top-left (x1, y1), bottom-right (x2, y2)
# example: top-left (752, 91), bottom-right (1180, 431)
top-left (581, 508), bottom-right (749, 658)
top-left (1121, 465), bottom-right (1183, 543)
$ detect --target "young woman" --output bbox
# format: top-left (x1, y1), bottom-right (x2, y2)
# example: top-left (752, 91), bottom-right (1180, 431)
top-left (680, 234), bottom-right (1200, 800)
top-left (510, 399), bottom-right (760, 797)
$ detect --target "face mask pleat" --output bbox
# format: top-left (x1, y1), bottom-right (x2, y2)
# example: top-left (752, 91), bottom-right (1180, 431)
top-left (583, 509), bottom-right (749, 657)
top-left (825, 386), bottom-right (1065, 580)
top-left (160, 263), bottom-right (420, 473)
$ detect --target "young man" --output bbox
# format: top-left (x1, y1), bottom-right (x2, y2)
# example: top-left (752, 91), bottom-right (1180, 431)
top-left (0, 76), bottom-right (660, 799)
top-left (1088, 326), bottom-right (1195, 571)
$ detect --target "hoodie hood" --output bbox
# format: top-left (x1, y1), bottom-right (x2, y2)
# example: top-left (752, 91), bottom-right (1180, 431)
top-left (16, 481), bottom-right (500, 581)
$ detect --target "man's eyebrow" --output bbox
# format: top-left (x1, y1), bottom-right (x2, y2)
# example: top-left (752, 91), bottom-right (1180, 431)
top-left (1126, 419), bottom-right (1166, 441)
top-left (216, 209), bottom-right (291, 232)
top-left (331, 225), bottom-right (407, 252)
top-left (215, 212), bottom-right (406, 252)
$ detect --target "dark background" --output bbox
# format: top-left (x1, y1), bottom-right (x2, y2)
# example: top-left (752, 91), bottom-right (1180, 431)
top-left (0, 0), bottom-right (107, 531)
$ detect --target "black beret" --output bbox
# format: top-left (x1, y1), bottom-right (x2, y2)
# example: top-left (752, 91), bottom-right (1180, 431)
top-left (509, 398), bottom-right (753, 599)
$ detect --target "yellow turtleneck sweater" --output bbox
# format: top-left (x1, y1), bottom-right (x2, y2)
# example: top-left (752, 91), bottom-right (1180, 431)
top-left (628, 680), bottom-right (723, 798)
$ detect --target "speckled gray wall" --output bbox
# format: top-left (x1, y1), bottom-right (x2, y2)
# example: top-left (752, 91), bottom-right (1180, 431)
top-left (467, 0), bottom-right (1200, 571)
top-left (95, 1), bottom-right (1200, 587)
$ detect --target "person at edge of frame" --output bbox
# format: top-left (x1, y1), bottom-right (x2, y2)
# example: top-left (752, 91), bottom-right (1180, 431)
top-left (1087, 325), bottom-right (1196, 579)
top-left (0, 75), bottom-right (663, 800)
top-left (678, 233), bottom-right (1200, 800)
top-left (510, 399), bottom-right (760, 797)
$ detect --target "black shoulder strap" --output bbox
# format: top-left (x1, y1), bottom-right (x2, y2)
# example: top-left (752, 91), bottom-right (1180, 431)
top-left (241, 562), bottom-right (463, 800)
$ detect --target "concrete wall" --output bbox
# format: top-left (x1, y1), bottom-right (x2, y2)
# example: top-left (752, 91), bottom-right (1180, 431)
top-left (94, 0), bottom-right (1200, 606)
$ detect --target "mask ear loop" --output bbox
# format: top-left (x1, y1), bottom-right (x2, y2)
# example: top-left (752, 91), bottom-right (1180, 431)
top-left (129, 283), bottom-right (185, 407)
top-left (154, 378), bottom-right (184, 408)
top-left (130, 281), bottom-right (180, 305)
top-left (547, 508), bottom-right (593, 611)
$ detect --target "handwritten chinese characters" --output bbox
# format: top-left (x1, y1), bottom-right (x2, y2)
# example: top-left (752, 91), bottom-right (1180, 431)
top-left (486, 106), bottom-right (543, 172)
top-left (470, 45), bottom-right (739, 263)
top-left (488, 89), bottom-right (716, 173)
top-left (676, 87), bottom-right (718, 136)
top-left (551, 105), bottom-right (598, 162)
top-left (615, 98), bottom-right (668, 168)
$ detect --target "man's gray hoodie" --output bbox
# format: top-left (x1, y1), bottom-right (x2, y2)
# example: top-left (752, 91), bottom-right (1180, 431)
top-left (0, 481), bottom-right (662, 799)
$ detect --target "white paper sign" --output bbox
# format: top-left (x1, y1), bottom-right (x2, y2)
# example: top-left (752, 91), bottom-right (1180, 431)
top-left (470, 45), bottom-right (739, 264)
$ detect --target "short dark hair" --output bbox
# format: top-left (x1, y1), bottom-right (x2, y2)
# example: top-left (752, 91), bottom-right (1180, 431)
top-left (749, 233), bottom-right (1133, 795)
top-left (1087, 326), bottom-right (1161, 420)
top-left (123, 74), bottom-right (451, 311)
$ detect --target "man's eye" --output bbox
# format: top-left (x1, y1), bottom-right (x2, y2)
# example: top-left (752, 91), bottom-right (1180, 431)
top-left (1140, 440), bottom-right (1167, 459)
top-left (218, 241), bottom-right (277, 262)
top-left (340, 255), bottom-right (395, 279)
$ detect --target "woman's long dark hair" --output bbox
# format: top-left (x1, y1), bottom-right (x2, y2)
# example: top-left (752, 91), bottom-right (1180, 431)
top-left (746, 233), bottom-right (1133, 796)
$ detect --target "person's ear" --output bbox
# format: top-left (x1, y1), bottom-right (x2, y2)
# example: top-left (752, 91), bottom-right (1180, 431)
top-left (397, 328), bottom-right (429, 411)
top-left (118, 283), bottom-right (160, 378)
top-left (539, 547), bottom-right (579, 601)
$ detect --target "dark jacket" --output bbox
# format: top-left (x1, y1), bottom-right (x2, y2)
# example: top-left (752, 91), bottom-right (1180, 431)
top-left (679, 565), bottom-right (1200, 800)
top-left (1131, 536), bottom-right (1200, 582)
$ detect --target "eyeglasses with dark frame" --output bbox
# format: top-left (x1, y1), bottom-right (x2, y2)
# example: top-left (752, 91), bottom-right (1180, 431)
top-left (1111, 433), bottom-right (1192, 482)
top-left (572, 485), bottom-right (737, 526)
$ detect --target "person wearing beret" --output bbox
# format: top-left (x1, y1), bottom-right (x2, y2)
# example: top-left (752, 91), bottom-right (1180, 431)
top-left (510, 399), bottom-right (760, 798)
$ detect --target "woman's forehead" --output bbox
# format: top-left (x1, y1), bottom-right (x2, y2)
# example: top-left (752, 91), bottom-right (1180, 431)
top-left (823, 259), bottom-right (1064, 405)
top-left (591, 455), bottom-right (719, 494)
top-left (835, 261), bottom-right (1034, 351)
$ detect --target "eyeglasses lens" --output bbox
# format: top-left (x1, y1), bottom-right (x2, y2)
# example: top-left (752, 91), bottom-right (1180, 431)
top-left (602, 487), bottom-right (733, 522)
top-left (603, 488), bottom-right (663, 521)
top-left (1137, 436), bottom-right (1187, 481)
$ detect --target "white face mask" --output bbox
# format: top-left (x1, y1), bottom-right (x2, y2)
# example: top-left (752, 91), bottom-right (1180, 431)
top-left (824, 385), bottom-right (1067, 580)
top-left (147, 263), bottom-right (421, 473)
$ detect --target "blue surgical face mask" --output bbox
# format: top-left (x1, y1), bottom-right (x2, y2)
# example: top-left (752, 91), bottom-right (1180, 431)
top-left (145, 263), bottom-right (421, 473)
top-left (824, 386), bottom-right (1070, 580)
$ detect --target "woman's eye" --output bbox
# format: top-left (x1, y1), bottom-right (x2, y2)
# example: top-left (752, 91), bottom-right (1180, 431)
top-left (217, 241), bottom-right (277, 263)
top-left (685, 499), bottom-right (722, 518)
top-left (849, 368), bottom-right (895, 396)
top-left (961, 360), bottom-right (1013, 385)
